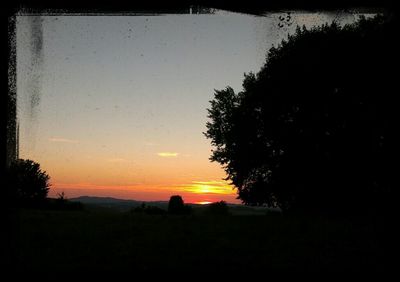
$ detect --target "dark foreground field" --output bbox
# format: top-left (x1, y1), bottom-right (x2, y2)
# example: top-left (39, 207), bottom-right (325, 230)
top-left (12, 207), bottom-right (392, 273)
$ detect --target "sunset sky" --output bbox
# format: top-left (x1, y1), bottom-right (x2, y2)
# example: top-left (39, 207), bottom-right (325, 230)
top-left (16, 10), bottom-right (366, 203)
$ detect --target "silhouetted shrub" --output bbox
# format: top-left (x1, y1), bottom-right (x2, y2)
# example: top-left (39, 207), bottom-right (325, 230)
top-left (131, 203), bottom-right (167, 215)
top-left (56, 191), bottom-right (67, 204)
top-left (168, 195), bottom-right (192, 215)
top-left (46, 192), bottom-right (84, 211)
top-left (7, 159), bottom-right (50, 206)
top-left (205, 201), bottom-right (230, 216)
top-left (168, 195), bottom-right (184, 214)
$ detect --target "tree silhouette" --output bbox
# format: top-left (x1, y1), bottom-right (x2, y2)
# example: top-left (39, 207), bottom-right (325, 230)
top-left (168, 195), bottom-right (192, 215)
top-left (7, 159), bottom-right (50, 204)
top-left (205, 15), bottom-right (396, 215)
top-left (205, 201), bottom-right (230, 216)
top-left (131, 203), bottom-right (166, 215)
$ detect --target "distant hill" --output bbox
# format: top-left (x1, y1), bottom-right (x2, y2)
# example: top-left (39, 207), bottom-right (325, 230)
top-left (70, 196), bottom-right (141, 205)
top-left (69, 196), bottom-right (281, 214)
top-left (69, 196), bottom-right (168, 211)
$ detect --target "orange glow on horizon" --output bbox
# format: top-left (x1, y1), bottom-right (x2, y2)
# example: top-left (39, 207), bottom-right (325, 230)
top-left (196, 201), bottom-right (212, 205)
top-left (49, 179), bottom-right (240, 204)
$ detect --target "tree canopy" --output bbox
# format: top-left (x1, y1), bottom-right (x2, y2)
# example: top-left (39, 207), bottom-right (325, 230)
top-left (168, 195), bottom-right (192, 215)
top-left (205, 15), bottom-right (396, 214)
top-left (7, 159), bottom-right (51, 204)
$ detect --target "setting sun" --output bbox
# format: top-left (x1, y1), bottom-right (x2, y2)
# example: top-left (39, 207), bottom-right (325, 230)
top-left (196, 201), bottom-right (212, 205)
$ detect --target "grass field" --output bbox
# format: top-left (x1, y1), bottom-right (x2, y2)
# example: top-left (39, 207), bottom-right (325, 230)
top-left (12, 206), bottom-right (390, 273)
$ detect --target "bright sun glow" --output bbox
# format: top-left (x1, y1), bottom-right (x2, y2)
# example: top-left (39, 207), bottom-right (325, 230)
top-left (196, 201), bottom-right (212, 205)
top-left (180, 181), bottom-right (234, 195)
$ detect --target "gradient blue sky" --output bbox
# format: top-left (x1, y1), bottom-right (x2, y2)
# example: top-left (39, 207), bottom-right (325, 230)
top-left (16, 10), bottom-right (367, 202)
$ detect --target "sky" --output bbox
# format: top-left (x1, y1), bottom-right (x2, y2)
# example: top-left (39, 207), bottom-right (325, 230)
top-left (16, 10), bottom-right (367, 203)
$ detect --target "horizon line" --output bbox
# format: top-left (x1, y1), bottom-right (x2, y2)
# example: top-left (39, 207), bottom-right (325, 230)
top-left (48, 194), bottom-right (242, 205)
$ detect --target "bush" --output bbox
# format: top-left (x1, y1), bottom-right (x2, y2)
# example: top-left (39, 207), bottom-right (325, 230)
top-left (7, 159), bottom-right (51, 205)
top-left (168, 195), bottom-right (192, 215)
top-left (205, 201), bottom-right (230, 216)
top-left (131, 203), bottom-right (166, 215)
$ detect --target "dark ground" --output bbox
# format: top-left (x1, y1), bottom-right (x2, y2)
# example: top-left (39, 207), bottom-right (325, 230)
top-left (11, 205), bottom-right (392, 273)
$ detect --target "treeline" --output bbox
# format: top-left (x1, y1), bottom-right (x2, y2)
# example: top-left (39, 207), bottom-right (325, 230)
top-left (131, 195), bottom-right (230, 216)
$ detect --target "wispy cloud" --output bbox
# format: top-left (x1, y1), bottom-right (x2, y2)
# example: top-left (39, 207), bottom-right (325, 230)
top-left (157, 152), bottom-right (178, 157)
top-left (49, 137), bottom-right (79, 144)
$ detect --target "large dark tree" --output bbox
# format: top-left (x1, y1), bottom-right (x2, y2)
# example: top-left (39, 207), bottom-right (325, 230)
top-left (7, 159), bottom-right (51, 204)
top-left (167, 195), bottom-right (191, 214)
top-left (205, 15), bottom-right (396, 214)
